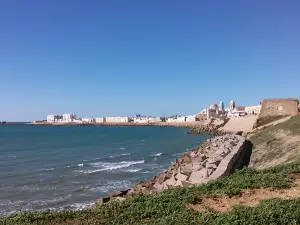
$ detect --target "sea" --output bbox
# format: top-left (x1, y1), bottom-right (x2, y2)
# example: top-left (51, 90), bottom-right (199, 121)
top-left (0, 125), bottom-right (210, 216)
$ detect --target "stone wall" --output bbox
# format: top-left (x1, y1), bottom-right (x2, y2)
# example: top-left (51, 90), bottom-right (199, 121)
top-left (259, 98), bottom-right (299, 117)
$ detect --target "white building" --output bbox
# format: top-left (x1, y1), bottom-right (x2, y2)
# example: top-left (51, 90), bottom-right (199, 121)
top-left (245, 105), bottom-right (262, 115)
top-left (82, 118), bottom-right (95, 123)
top-left (95, 117), bottom-right (106, 123)
top-left (185, 115), bottom-right (196, 122)
top-left (63, 114), bottom-right (76, 122)
top-left (47, 115), bottom-right (55, 123)
top-left (46, 114), bottom-right (76, 123)
top-left (167, 116), bottom-right (186, 122)
top-left (105, 117), bottom-right (130, 123)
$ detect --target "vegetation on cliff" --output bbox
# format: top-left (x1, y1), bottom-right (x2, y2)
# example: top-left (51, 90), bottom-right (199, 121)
top-left (249, 115), bottom-right (300, 169)
top-left (2, 162), bottom-right (300, 225)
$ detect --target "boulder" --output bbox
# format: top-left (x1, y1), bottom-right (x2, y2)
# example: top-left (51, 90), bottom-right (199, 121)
top-left (134, 184), bottom-right (143, 193)
top-left (140, 181), bottom-right (152, 188)
top-left (201, 168), bottom-right (209, 179)
top-left (126, 188), bottom-right (136, 197)
top-left (157, 173), bottom-right (167, 184)
top-left (175, 172), bottom-right (188, 182)
top-left (190, 151), bottom-right (197, 158)
top-left (98, 196), bottom-right (111, 204)
top-left (189, 170), bottom-right (205, 184)
top-left (180, 163), bottom-right (193, 175)
top-left (206, 162), bottom-right (217, 170)
top-left (181, 181), bottom-right (193, 188)
top-left (207, 168), bottom-right (214, 176)
top-left (181, 155), bottom-right (192, 164)
top-left (150, 189), bottom-right (159, 194)
top-left (153, 182), bottom-right (164, 191)
top-left (175, 180), bottom-right (183, 187)
top-left (216, 148), bottom-right (225, 155)
top-left (141, 187), bottom-right (151, 195)
top-left (164, 176), bottom-right (176, 186)
top-left (192, 162), bottom-right (202, 171)
top-left (192, 154), bottom-right (206, 163)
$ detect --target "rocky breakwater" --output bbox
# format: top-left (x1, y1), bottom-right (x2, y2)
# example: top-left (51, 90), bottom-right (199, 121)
top-left (97, 134), bottom-right (246, 204)
top-left (187, 124), bottom-right (228, 136)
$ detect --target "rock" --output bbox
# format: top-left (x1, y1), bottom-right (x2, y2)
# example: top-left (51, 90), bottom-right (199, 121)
top-left (207, 168), bottom-right (214, 176)
top-left (181, 181), bottom-right (193, 188)
top-left (175, 180), bottom-right (183, 187)
top-left (126, 188), bottom-right (136, 197)
top-left (192, 162), bottom-right (202, 171)
top-left (236, 131), bottom-right (243, 136)
top-left (153, 182), bottom-right (164, 191)
top-left (98, 196), bottom-right (111, 204)
top-left (189, 170), bottom-right (205, 183)
top-left (201, 168), bottom-right (209, 179)
top-left (140, 181), bottom-right (153, 188)
top-left (134, 184), bottom-right (143, 193)
top-left (190, 151), bottom-right (197, 158)
top-left (172, 169), bottom-right (179, 176)
top-left (141, 187), bottom-right (151, 195)
top-left (157, 173), bottom-right (167, 184)
top-left (192, 154), bottom-right (206, 163)
top-left (215, 148), bottom-right (225, 155)
top-left (150, 189), bottom-right (159, 194)
top-left (164, 176), bottom-right (176, 186)
top-left (175, 172), bottom-right (188, 182)
top-left (230, 141), bottom-right (237, 146)
top-left (111, 189), bottom-right (129, 197)
top-left (166, 171), bottom-right (173, 179)
top-left (206, 162), bottom-right (217, 170)
top-left (180, 164), bottom-right (193, 175)
top-left (181, 155), bottom-right (192, 164)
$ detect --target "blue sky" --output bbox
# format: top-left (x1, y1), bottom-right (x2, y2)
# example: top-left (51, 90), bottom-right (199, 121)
top-left (1, 1), bottom-right (299, 121)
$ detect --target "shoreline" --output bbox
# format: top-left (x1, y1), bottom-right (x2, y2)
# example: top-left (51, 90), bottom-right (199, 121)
top-left (96, 133), bottom-right (246, 205)
top-left (30, 121), bottom-right (206, 128)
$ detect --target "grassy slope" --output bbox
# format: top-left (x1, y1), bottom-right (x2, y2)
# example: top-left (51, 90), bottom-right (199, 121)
top-left (2, 163), bottom-right (300, 225)
top-left (249, 116), bottom-right (300, 169)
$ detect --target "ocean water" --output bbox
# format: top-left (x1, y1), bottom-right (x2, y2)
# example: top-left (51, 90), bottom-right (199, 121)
top-left (0, 125), bottom-right (210, 215)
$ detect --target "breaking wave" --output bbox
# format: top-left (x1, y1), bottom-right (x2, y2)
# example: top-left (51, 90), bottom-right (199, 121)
top-left (77, 160), bottom-right (145, 174)
top-left (152, 153), bottom-right (163, 157)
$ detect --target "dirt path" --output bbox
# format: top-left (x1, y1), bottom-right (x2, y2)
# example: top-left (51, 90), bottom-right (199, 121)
top-left (186, 174), bottom-right (300, 213)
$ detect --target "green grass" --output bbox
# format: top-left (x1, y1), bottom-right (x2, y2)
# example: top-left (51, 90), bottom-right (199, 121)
top-left (251, 116), bottom-right (300, 145)
top-left (2, 162), bottom-right (300, 225)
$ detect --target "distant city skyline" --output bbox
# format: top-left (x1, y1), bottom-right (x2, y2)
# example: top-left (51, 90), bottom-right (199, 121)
top-left (1, 1), bottom-right (300, 121)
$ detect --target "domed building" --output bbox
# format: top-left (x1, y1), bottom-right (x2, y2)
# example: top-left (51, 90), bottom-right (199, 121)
top-left (209, 104), bottom-right (218, 110)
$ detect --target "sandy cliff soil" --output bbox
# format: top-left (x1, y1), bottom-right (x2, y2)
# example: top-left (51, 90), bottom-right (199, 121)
top-left (249, 116), bottom-right (300, 169)
top-left (221, 116), bottom-right (257, 133)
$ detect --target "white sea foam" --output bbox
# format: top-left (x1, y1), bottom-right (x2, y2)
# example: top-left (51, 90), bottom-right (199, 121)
top-left (124, 168), bottom-right (142, 172)
top-left (109, 153), bottom-right (131, 158)
top-left (79, 160), bottom-right (145, 174)
top-left (89, 180), bottom-right (132, 193)
top-left (119, 147), bottom-right (126, 150)
top-left (40, 168), bottom-right (54, 172)
top-left (77, 164), bottom-right (84, 167)
top-left (152, 153), bottom-right (163, 157)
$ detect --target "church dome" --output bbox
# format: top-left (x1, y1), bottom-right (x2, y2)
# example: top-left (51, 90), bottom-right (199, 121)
top-left (209, 104), bottom-right (218, 110)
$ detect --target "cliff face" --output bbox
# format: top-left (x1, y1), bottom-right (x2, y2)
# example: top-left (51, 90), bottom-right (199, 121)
top-left (249, 116), bottom-right (300, 169)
